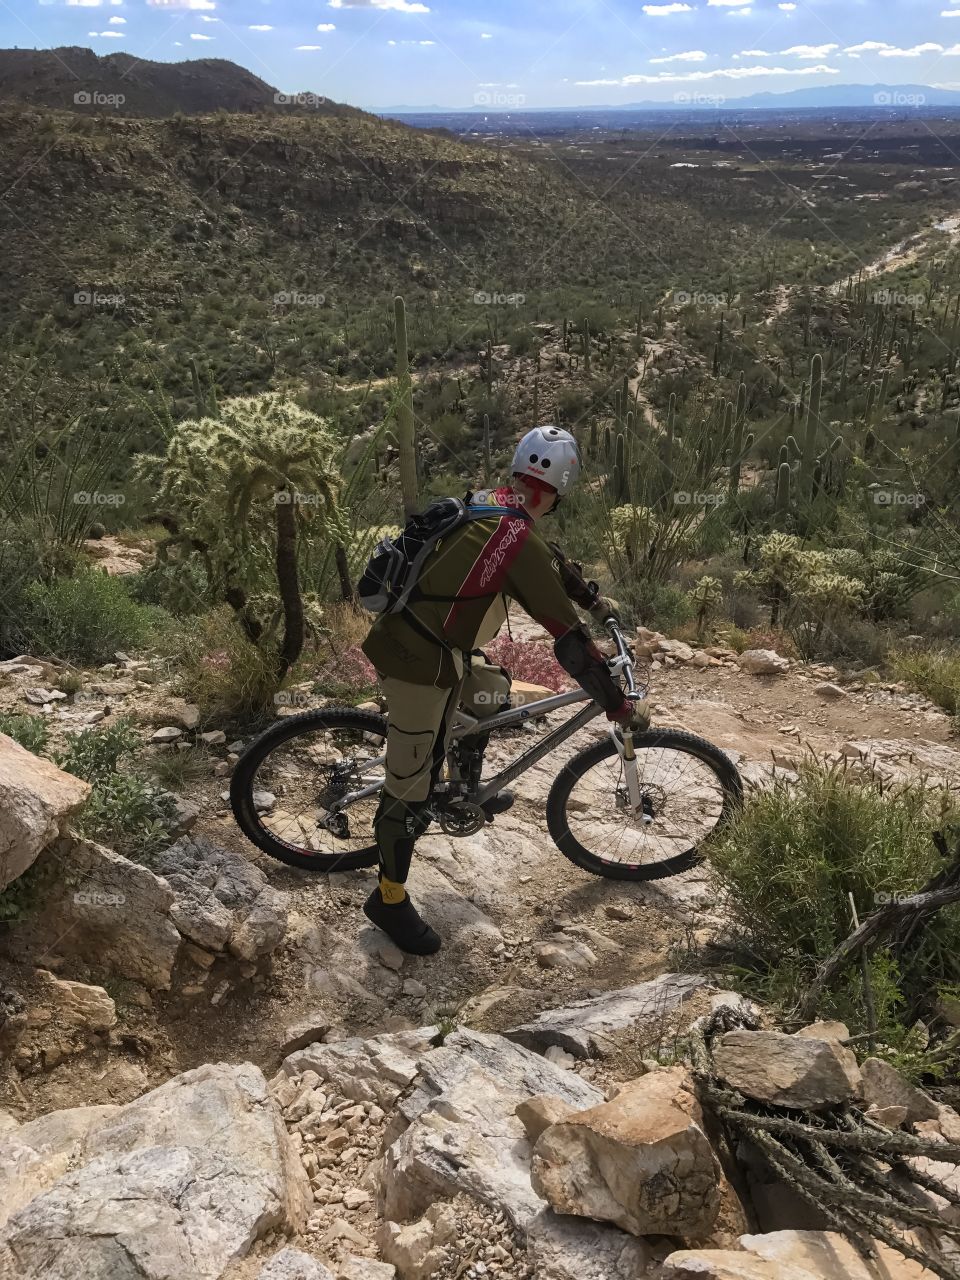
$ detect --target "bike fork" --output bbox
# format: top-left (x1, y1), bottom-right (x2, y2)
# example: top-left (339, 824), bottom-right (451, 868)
top-left (611, 726), bottom-right (648, 820)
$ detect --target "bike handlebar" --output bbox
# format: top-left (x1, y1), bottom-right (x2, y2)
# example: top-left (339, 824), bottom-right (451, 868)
top-left (603, 616), bottom-right (642, 701)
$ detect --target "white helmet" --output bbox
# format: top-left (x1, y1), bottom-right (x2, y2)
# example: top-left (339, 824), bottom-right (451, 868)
top-left (511, 425), bottom-right (581, 497)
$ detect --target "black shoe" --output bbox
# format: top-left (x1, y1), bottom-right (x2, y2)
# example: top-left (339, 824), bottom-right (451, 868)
top-left (363, 888), bottom-right (441, 955)
top-left (481, 789), bottom-right (515, 820)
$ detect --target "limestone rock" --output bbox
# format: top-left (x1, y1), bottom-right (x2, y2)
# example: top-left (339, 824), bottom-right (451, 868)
top-left (860, 1057), bottom-right (938, 1125)
top-left (658, 639), bottom-right (695, 662)
top-left (534, 938), bottom-right (596, 969)
top-left (515, 1096), bottom-right (576, 1144)
top-left (259, 1247), bottom-right (336, 1279)
top-left (0, 1062), bottom-right (309, 1279)
top-left (338, 1260), bottom-right (397, 1280)
top-left (0, 733), bottom-right (90, 891)
top-left (382, 1029), bottom-right (602, 1229)
top-left (794, 1021), bottom-right (849, 1043)
top-left (664, 1229), bottom-right (933, 1279)
top-left (510, 679), bottom-right (557, 706)
top-left (0, 836), bottom-right (180, 990)
top-left (0, 1103), bottom-right (119, 1229)
top-left (507, 973), bottom-right (708, 1058)
top-left (713, 1030), bottom-right (861, 1110)
top-left (279, 1015), bottom-right (331, 1058)
top-left (525, 1208), bottom-right (659, 1280)
top-left (284, 1027), bottom-right (436, 1109)
top-left (813, 682), bottom-right (847, 700)
top-left (738, 650), bottom-right (789, 675)
top-left (31, 971), bottom-right (116, 1033)
top-left (530, 1065), bottom-right (722, 1238)
top-left (151, 725), bottom-right (183, 743)
top-left (377, 1203), bottom-right (456, 1280)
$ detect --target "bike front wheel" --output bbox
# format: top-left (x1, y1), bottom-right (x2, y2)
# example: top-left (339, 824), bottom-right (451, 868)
top-left (546, 728), bottom-right (743, 881)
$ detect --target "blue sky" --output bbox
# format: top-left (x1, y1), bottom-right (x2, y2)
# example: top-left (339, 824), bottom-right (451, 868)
top-left (11, 0), bottom-right (960, 108)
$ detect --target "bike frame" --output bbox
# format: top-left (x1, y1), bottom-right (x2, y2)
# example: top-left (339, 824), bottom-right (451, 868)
top-left (327, 622), bottom-right (646, 816)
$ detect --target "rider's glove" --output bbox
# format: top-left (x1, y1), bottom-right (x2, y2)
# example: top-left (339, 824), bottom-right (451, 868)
top-left (606, 698), bottom-right (652, 733)
top-left (591, 595), bottom-right (622, 623)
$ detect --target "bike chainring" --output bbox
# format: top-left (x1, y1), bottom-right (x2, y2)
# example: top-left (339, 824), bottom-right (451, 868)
top-left (435, 799), bottom-right (487, 836)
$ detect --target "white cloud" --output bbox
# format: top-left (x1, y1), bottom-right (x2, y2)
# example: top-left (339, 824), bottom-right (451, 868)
top-left (641, 3), bottom-right (693, 13)
top-left (148, 0), bottom-right (217, 10)
top-left (945, 44), bottom-right (960, 54)
top-left (781, 43), bottom-right (838, 58)
top-left (387, 38), bottom-right (435, 44)
top-left (843, 41), bottom-right (893, 54)
top-left (727, 7), bottom-right (753, 14)
top-left (778, 2), bottom-right (796, 8)
top-left (577, 62), bottom-right (839, 85)
top-left (650, 49), bottom-right (708, 63)
top-left (88, 29), bottom-right (123, 36)
top-left (200, 13), bottom-right (219, 19)
top-left (480, 32), bottom-right (492, 38)
top-left (249, 23), bottom-right (272, 30)
top-left (740, 48), bottom-right (770, 56)
top-left (943, 8), bottom-right (960, 15)
top-left (190, 32), bottom-right (213, 39)
top-left (69, 0), bottom-right (108, 6)
top-left (707, 0), bottom-right (746, 5)
top-left (296, 44), bottom-right (323, 50)
top-left (329, 0), bottom-right (430, 12)
top-left (316, 23), bottom-right (336, 30)
top-left (878, 42), bottom-right (943, 57)
top-left (108, 14), bottom-right (125, 22)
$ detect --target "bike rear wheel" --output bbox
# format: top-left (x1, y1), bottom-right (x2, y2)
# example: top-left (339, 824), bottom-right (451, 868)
top-left (230, 708), bottom-right (385, 872)
top-left (546, 728), bottom-right (743, 881)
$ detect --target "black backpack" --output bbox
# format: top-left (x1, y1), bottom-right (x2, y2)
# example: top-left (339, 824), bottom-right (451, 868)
top-left (357, 495), bottom-right (528, 615)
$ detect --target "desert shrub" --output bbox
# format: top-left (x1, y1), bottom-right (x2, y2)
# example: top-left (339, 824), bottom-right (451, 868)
top-left (0, 712), bottom-right (50, 755)
top-left (172, 607), bottom-right (281, 723)
top-left (314, 645), bottom-right (378, 702)
top-left (19, 571), bottom-right (160, 666)
top-left (482, 636), bottom-right (570, 692)
top-left (710, 763), bottom-right (960, 1075)
top-left (56, 720), bottom-right (176, 863)
top-left (889, 647), bottom-right (960, 717)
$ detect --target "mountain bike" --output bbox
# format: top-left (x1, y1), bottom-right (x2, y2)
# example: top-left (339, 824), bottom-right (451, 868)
top-left (230, 618), bottom-right (743, 882)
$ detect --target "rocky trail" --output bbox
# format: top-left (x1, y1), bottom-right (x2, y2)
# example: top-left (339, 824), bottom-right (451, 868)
top-left (2, 614), bottom-right (959, 1277)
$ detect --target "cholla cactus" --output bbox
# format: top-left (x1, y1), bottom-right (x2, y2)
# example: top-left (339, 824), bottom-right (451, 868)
top-left (137, 394), bottom-right (340, 680)
top-left (610, 504), bottom-right (658, 565)
top-left (690, 575), bottom-right (723, 638)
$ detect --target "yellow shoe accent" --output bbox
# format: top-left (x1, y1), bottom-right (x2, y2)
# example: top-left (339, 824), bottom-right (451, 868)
top-left (380, 878), bottom-right (407, 905)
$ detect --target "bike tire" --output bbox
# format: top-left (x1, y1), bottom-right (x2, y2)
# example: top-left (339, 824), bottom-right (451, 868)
top-left (546, 727), bottom-right (743, 882)
top-left (230, 707), bottom-right (386, 872)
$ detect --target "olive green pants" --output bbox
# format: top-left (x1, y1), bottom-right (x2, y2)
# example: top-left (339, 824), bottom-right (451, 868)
top-left (375, 655), bottom-right (510, 885)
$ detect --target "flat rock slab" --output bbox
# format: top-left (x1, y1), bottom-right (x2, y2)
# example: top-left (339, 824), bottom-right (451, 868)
top-left (662, 1229), bottom-right (935, 1279)
top-left (507, 973), bottom-right (709, 1057)
top-left (382, 1028), bottom-right (603, 1230)
top-left (525, 1209), bottom-right (659, 1280)
top-left (0, 733), bottom-right (90, 891)
top-left (258, 1247), bottom-right (336, 1279)
top-left (283, 1027), bottom-right (437, 1109)
top-left (0, 1062), bottom-right (309, 1280)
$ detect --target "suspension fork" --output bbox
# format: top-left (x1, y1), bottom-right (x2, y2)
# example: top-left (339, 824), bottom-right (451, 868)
top-left (611, 724), bottom-right (643, 813)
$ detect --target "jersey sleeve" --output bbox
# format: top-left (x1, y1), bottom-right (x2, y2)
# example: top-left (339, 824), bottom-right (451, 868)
top-left (503, 532), bottom-right (582, 640)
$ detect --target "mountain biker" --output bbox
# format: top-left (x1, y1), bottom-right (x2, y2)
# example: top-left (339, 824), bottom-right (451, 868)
top-left (361, 425), bottom-right (650, 955)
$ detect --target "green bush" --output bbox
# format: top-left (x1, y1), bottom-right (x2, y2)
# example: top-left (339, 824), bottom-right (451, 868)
top-left (710, 763), bottom-right (960, 1074)
top-left (20, 571), bottom-right (162, 666)
top-left (0, 712), bottom-right (50, 755)
top-left (889, 647), bottom-right (960, 717)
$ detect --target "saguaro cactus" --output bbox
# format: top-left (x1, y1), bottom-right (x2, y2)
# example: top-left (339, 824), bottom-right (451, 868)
top-left (394, 295), bottom-right (419, 519)
top-left (800, 352), bottom-right (823, 503)
top-left (613, 432), bottom-right (630, 504)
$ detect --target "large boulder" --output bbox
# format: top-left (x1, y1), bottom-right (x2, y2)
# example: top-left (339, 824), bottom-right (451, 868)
top-left (1, 835), bottom-right (180, 990)
top-left (662, 1229), bottom-right (933, 1279)
top-left (381, 1028), bottom-right (603, 1229)
top-left (524, 1209), bottom-right (660, 1279)
top-left (507, 974), bottom-right (709, 1058)
top-left (0, 1062), bottom-right (310, 1279)
top-left (530, 1066), bottom-right (723, 1238)
top-left (0, 733), bottom-right (90, 891)
top-left (712, 1030), bottom-right (862, 1110)
top-left (860, 1058), bottom-right (939, 1125)
top-left (738, 650), bottom-right (789, 675)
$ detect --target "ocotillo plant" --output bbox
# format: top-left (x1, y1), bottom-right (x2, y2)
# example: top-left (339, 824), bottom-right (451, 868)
top-left (393, 295), bottom-right (419, 519)
top-left (582, 320), bottom-right (591, 375)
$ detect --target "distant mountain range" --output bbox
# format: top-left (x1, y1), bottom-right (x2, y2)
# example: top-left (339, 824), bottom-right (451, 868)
top-left (377, 84), bottom-right (960, 115)
top-left (0, 48), bottom-right (369, 119)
